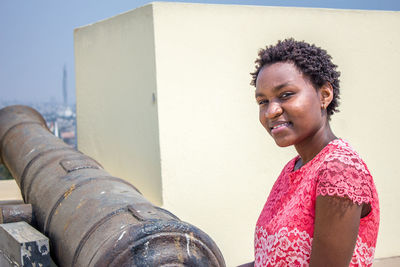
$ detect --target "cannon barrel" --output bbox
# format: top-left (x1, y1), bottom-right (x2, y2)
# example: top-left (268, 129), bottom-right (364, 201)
top-left (0, 105), bottom-right (225, 267)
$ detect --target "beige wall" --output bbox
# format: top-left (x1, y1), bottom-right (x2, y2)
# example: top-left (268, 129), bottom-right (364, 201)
top-left (74, 3), bottom-right (400, 265)
top-left (74, 5), bottom-right (163, 204)
top-left (0, 180), bottom-right (23, 201)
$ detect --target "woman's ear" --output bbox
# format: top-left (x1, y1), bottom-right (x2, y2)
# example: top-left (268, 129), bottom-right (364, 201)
top-left (319, 82), bottom-right (334, 109)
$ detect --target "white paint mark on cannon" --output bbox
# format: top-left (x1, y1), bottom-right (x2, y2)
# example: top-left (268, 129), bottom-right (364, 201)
top-left (185, 233), bottom-right (191, 257)
top-left (118, 230), bottom-right (126, 241)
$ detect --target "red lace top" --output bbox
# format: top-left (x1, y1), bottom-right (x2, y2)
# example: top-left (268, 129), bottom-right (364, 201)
top-left (254, 139), bottom-right (379, 266)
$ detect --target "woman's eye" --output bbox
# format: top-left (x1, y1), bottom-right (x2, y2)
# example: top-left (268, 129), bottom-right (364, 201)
top-left (257, 99), bottom-right (268, 105)
top-left (280, 92), bottom-right (293, 99)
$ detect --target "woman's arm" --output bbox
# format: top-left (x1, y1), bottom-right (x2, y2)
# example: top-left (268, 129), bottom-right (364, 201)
top-left (310, 195), bottom-right (363, 267)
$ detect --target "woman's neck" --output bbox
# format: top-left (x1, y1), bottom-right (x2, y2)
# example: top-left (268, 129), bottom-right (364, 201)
top-left (294, 124), bottom-right (337, 167)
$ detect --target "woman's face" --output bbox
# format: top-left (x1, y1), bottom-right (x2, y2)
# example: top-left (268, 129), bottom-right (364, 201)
top-left (255, 62), bottom-right (326, 147)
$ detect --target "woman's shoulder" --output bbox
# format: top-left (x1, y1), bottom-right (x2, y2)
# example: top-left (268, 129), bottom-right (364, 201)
top-left (321, 139), bottom-right (371, 175)
top-left (316, 139), bottom-right (376, 205)
top-left (325, 138), bottom-right (361, 157)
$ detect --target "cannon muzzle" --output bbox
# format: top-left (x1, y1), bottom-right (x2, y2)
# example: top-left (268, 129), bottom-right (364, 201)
top-left (0, 105), bottom-right (225, 267)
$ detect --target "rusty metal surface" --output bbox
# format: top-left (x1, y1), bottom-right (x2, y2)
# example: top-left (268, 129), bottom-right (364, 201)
top-left (0, 203), bottom-right (32, 224)
top-left (0, 105), bottom-right (225, 267)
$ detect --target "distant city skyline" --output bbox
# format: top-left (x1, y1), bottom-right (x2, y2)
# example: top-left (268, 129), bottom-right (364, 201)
top-left (1, 0), bottom-right (399, 104)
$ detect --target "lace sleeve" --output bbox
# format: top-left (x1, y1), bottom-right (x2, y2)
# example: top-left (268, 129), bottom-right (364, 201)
top-left (316, 153), bottom-right (373, 205)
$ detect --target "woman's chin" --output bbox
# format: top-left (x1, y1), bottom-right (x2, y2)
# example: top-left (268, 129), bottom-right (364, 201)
top-left (273, 139), bottom-right (293, 147)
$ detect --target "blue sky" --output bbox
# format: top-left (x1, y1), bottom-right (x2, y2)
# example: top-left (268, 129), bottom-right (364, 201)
top-left (1, 0), bottom-right (399, 104)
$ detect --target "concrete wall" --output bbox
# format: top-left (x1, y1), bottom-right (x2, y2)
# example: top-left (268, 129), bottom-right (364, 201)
top-left (74, 2), bottom-right (400, 265)
top-left (74, 5), bottom-right (162, 204)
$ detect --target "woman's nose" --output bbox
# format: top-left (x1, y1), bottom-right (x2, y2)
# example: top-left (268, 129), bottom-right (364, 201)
top-left (265, 102), bottom-right (283, 119)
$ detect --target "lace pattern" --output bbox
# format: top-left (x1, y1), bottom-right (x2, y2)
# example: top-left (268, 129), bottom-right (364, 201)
top-left (351, 236), bottom-right (375, 266)
top-left (254, 139), bottom-right (379, 267)
top-left (316, 144), bottom-right (373, 205)
top-left (255, 226), bottom-right (375, 267)
top-left (255, 227), bottom-right (312, 267)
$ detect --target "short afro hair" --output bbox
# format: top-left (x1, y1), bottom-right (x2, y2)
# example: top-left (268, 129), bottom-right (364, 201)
top-left (251, 38), bottom-right (341, 117)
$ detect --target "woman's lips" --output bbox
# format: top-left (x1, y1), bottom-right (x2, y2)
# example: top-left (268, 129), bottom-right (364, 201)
top-left (270, 122), bottom-right (292, 135)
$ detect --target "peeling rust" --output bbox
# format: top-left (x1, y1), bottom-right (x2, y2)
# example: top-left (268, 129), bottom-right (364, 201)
top-left (53, 203), bottom-right (61, 216)
top-left (63, 184), bottom-right (76, 199)
top-left (63, 220), bottom-right (71, 232)
top-left (76, 199), bottom-right (87, 209)
top-left (175, 236), bottom-right (184, 263)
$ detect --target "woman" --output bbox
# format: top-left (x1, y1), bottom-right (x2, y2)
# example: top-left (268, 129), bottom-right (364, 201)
top-left (241, 39), bottom-right (379, 266)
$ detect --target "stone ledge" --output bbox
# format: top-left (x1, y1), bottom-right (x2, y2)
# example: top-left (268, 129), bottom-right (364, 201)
top-left (374, 256), bottom-right (400, 267)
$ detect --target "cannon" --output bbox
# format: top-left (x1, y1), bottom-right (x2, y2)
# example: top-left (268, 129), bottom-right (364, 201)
top-left (0, 105), bottom-right (225, 267)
